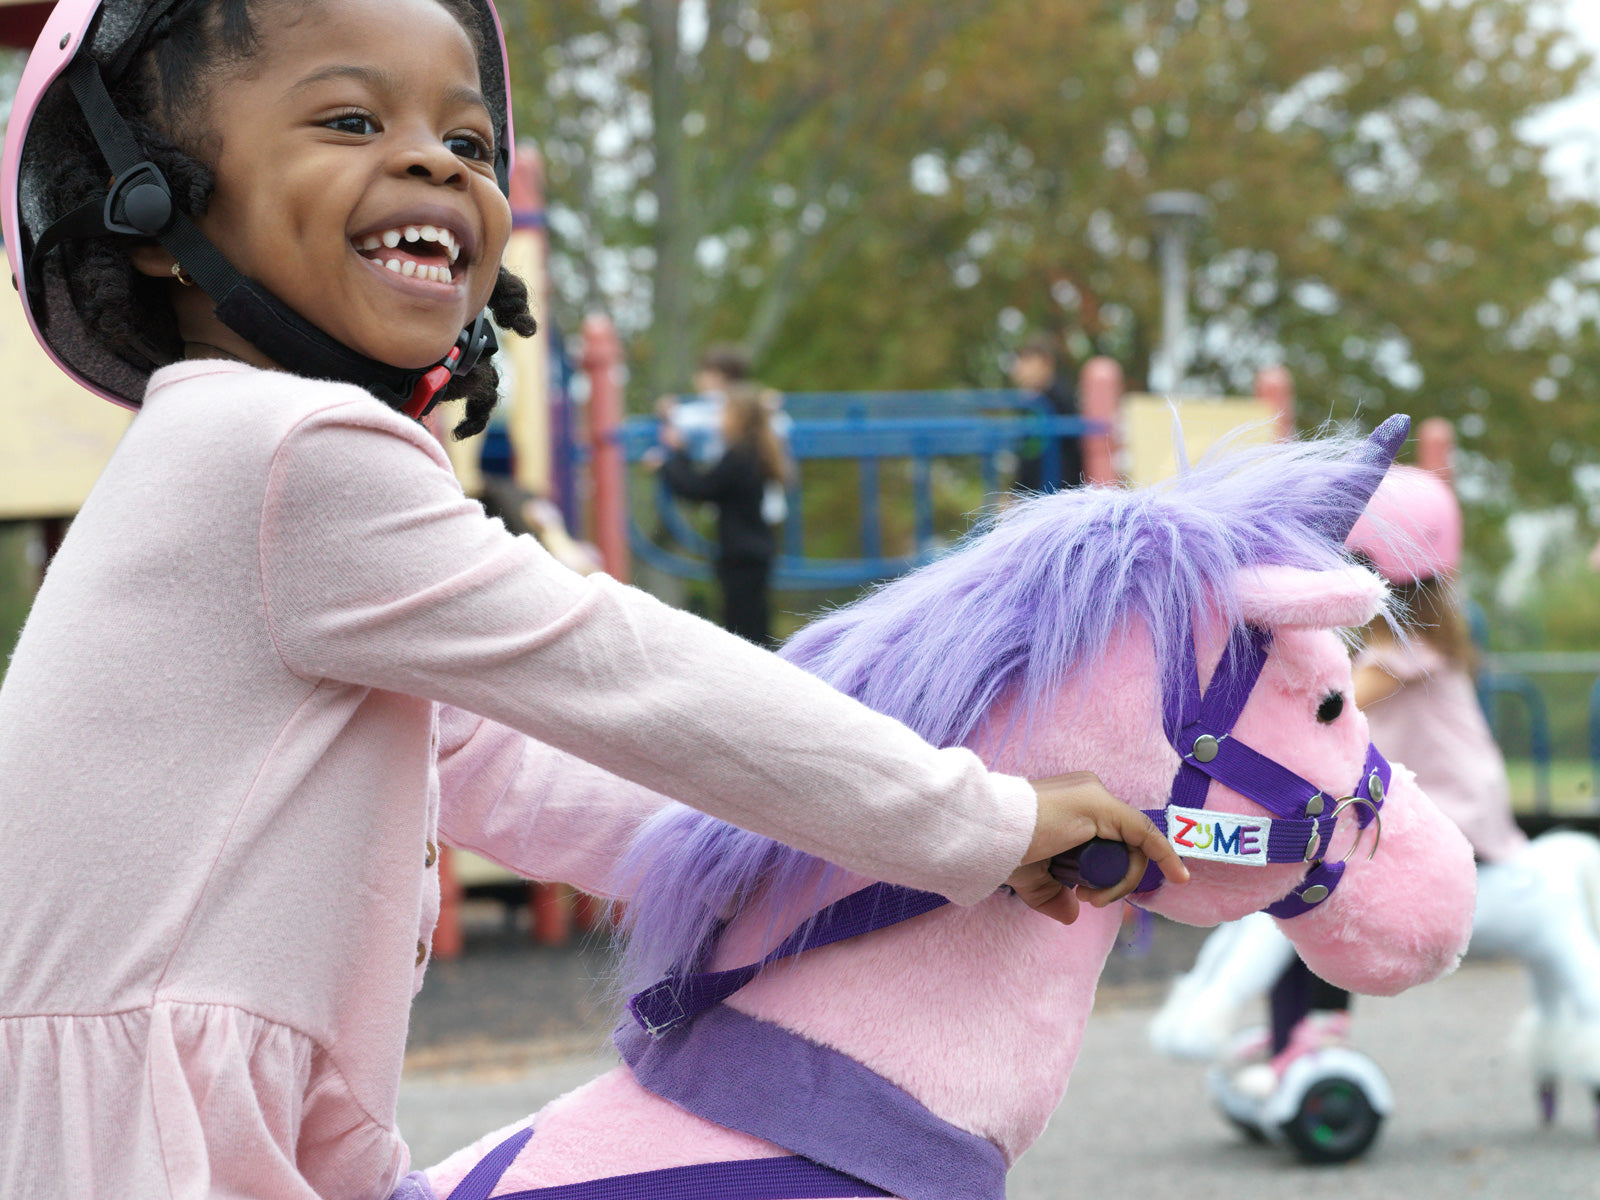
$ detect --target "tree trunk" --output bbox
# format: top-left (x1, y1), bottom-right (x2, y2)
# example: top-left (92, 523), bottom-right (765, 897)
top-left (645, 0), bottom-right (695, 398)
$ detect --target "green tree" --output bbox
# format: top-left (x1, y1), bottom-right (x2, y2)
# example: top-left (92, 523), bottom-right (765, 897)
top-left (503, 0), bottom-right (1600, 563)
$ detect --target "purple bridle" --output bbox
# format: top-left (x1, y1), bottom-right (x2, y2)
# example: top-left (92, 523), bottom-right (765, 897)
top-left (1132, 618), bottom-right (1387, 919)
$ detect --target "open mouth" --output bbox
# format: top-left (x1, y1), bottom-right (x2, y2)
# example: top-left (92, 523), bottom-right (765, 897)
top-left (353, 224), bottom-right (462, 285)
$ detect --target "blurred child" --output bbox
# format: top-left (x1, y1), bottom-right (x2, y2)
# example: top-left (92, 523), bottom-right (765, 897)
top-left (1009, 334), bottom-right (1083, 492)
top-left (657, 383), bottom-right (787, 645)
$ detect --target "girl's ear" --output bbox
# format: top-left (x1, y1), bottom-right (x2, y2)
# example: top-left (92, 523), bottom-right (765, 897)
top-left (128, 242), bottom-right (179, 278)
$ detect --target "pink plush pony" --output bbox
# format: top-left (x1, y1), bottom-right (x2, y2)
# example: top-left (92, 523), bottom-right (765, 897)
top-left (412, 417), bottom-right (1477, 1200)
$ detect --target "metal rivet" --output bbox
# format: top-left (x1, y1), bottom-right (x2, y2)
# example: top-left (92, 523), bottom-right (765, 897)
top-left (60, 32), bottom-right (71, 50)
top-left (1305, 833), bottom-right (1321, 863)
top-left (1305, 794), bottom-right (1325, 817)
top-left (1301, 884), bottom-right (1330, 904)
top-left (1192, 734), bottom-right (1219, 763)
top-left (1369, 772), bottom-right (1385, 803)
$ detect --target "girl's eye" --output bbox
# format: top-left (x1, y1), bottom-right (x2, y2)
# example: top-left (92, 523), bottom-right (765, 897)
top-left (1316, 692), bottom-right (1345, 724)
top-left (325, 112), bottom-right (377, 136)
top-left (446, 132), bottom-right (493, 161)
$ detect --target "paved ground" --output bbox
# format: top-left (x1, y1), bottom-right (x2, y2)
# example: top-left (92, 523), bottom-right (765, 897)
top-left (400, 907), bottom-right (1600, 1197)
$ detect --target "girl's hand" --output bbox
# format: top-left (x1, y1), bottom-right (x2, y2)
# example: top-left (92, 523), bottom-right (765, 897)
top-left (1007, 771), bottom-right (1188, 924)
top-left (658, 422), bottom-right (685, 451)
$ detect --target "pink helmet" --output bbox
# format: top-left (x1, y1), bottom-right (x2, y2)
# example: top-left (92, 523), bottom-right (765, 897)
top-left (1346, 464), bottom-right (1463, 584)
top-left (2, 0), bottom-right (515, 413)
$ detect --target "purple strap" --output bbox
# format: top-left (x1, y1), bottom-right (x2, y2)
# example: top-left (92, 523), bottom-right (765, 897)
top-left (630, 882), bottom-right (948, 1038)
top-left (493, 1157), bottom-right (888, 1199)
top-left (446, 1126), bottom-right (536, 1200)
top-left (445, 1126), bottom-right (887, 1200)
top-left (1175, 734), bottom-right (1327, 822)
top-left (1265, 859), bottom-right (1348, 919)
top-left (1140, 618), bottom-right (1392, 917)
top-left (1264, 746), bottom-right (1390, 918)
top-left (616, 1004), bottom-right (1008, 1200)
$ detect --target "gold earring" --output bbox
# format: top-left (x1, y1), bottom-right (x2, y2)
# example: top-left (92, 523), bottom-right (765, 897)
top-left (170, 263), bottom-right (194, 286)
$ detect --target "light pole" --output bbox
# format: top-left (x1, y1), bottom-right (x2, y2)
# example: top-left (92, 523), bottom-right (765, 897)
top-left (1145, 190), bottom-right (1210, 393)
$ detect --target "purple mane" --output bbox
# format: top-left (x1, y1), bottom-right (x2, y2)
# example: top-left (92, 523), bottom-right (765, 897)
top-left (613, 422), bottom-right (1404, 999)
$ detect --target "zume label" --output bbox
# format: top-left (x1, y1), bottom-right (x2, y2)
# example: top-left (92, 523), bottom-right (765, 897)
top-left (1165, 806), bottom-right (1269, 865)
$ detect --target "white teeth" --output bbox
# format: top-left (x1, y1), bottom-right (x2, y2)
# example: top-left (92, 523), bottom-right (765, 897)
top-left (403, 225), bottom-right (420, 242)
top-left (401, 260), bottom-right (417, 277)
top-left (384, 259), bottom-right (402, 272)
top-left (358, 235), bottom-right (381, 251)
top-left (420, 225), bottom-right (439, 242)
top-left (382, 229), bottom-right (401, 248)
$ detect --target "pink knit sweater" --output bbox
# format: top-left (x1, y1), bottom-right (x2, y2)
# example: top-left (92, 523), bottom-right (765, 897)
top-left (1357, 639), bottom-right (1526, 863)
top-left (0, 361), bottom-right (1035, 1200)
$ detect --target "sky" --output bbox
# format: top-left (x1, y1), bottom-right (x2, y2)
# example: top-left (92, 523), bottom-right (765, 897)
top-left (1526, 0), bottom-right (1600, 201)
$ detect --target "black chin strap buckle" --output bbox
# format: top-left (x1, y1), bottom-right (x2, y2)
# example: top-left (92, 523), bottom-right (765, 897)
top-left (103, 161), bottom-right (174, 237)
top-left (403, 312), bottom-right (500, 420)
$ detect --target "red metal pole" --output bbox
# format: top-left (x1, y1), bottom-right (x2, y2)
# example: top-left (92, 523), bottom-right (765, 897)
top-left (582, 314), bottom-right (630, 582)
top-left (1253, 365), bottom-right (1295, 439)
top-left (431, 846), bottom-right (464, 961)
top-left (529, 882), bottom-right (574, 947)
top-left (1078, 357), bottom-right (1122, 485)
top-left (1417, 417), bottom-right (1455, 483)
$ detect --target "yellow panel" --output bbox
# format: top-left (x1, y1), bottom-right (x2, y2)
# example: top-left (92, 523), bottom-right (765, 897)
top-left (0, 281), bottom-right (133, 520)
top-left (440, 405), bottom-right (486, 496)
top-left (1124, 394), bottom-right (1281, 487)
top-left (502, 227), bottom-right (549, 496)
top-left (451, 848), bottom-right (524, 886)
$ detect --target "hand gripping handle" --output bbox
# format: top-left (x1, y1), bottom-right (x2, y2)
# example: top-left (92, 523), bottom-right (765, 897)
top-left (1048, 838), bottom-right (1132, 890)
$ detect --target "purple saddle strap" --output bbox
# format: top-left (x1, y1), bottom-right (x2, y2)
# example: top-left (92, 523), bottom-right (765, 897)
top-left (630, 881), bottom-right (948, 1039)
top-left (443, 1125), bottom-right (889, 1200)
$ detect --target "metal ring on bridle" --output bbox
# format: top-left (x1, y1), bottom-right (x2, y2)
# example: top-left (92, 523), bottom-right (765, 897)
top-left (1328, 795), bottom-right (1383, 864)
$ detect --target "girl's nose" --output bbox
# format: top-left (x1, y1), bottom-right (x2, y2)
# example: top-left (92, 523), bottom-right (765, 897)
top-left (396, 137), bottom-right (467, 189)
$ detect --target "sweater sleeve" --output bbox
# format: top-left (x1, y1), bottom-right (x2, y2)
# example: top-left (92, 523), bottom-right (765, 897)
top-left (434, 705), bottom-right (668, 898)
top-left (660, 448), bottom-right (733, 502)
top-left (258, 401), bottom-right (1035, 904)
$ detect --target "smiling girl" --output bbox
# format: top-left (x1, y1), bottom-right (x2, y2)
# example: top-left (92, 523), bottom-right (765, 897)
top-left (0, 2), bottom-right (1181, 1196)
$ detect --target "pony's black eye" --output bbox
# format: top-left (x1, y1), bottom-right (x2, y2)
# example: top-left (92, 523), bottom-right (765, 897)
top-left (1317, 692), bottom-right (1345, 724)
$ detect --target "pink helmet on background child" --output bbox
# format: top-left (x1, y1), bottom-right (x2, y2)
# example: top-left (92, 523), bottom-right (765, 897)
top-left (2, 0), bottom-right (514, 415)
top-left (1345, 464), bottom-right (1463, 585)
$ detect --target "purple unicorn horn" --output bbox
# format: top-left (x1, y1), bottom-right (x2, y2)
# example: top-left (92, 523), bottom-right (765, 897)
top-left (1316, 413), bottom-right (1410, 546)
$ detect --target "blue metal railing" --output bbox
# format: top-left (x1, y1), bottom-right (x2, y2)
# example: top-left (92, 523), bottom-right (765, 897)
top-left (1479, 671), bottom-right (1553, 812)
top-left (616, 389), bottom-right (1103, 589)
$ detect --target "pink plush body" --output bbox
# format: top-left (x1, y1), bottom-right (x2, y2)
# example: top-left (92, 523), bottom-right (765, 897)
top-left (426, 565), bottom-right (1476, 1198)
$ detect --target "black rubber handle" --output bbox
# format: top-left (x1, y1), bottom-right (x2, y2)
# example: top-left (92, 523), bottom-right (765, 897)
top-left (1048, 838), bottom-right (1132, 890)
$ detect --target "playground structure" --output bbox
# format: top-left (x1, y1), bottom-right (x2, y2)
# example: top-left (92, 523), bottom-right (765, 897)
top-left (585, 347), bottom-right (1297, 591)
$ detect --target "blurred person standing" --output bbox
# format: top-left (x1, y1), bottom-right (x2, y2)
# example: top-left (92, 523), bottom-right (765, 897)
top-left (1009, 335), bottom-right (1083, 492)
top-left (662, 343), bottom-right (791, 526)
top-left (656, 384), bottom-right (788, 645)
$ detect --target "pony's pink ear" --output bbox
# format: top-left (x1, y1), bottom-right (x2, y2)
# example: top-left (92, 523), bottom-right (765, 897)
top-left (1234, 563), bottom-right (1386, 629)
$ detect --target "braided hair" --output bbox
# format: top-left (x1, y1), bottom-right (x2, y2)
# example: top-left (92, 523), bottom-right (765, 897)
top-left (36, 0), bottom-right (535, 439)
